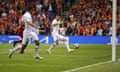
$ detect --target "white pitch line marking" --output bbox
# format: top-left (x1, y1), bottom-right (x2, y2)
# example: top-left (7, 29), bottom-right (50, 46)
top-left (63, 60), bottom-right (113, 72)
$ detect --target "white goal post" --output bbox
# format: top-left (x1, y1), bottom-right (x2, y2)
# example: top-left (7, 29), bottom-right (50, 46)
top-left (112, 0), bottom-right (117, 61)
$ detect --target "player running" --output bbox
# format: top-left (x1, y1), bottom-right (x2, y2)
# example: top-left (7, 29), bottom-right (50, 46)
top-left (8, 5), bottom-right (43, 60)
top-left (47, 14), bottom-right (74, 54)
top-left (12, 23), bottom-right (24, 47)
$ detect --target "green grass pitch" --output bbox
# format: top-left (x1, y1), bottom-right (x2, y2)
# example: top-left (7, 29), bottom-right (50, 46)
top-left (0, 44), bottom-right (120, 72)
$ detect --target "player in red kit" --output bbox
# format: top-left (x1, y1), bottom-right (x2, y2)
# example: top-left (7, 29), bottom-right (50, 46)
top-left (12, 23), bottom-right (24, 47)
top-left (8, 18), bottom-right (24, 59)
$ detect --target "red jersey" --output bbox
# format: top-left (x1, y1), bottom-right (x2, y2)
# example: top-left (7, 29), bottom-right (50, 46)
top-left (17, 28), bottom-right (24, 38)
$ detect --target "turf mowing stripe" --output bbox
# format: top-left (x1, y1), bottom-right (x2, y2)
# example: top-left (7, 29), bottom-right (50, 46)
top-left (0, 52), bottom-right (7, 54)
top-left (63, 60), bottom-right (113, 72)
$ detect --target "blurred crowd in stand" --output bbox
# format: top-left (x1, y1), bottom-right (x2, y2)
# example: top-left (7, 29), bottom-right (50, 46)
top-left (0, 0), bottom-right (120, 36)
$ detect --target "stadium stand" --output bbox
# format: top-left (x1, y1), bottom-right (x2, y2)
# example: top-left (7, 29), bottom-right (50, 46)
top-left (0, 0), bottom-right (120, 36)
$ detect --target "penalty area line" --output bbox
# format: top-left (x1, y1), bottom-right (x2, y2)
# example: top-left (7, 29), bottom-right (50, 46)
top-left (63, 60), bottom-right (113, 72)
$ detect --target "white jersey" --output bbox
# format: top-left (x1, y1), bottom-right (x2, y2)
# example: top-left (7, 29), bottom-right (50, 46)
top-left (22, 12), bottom-right (33, 32)
top-left (52, 19), bottom-right (59, 34)
top-left (22, 11), bottom-right (39, 44)
top-left (51, 18), bottom-right (65, 42)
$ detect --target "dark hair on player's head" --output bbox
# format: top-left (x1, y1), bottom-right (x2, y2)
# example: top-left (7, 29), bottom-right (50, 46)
top-left (26, 5), bottom-right (35, 11)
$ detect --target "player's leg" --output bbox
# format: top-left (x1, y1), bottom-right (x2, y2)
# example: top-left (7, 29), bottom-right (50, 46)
top-left (34, 40), bottom-right (43, 59)
top-left (32, 32), bottom-right (43, 60)
top-left (13, 40), bottom-right (22, 47)
top-left (59, 35), bottom-right (74, 53)
top-left (13, 35), bottom-right (23, 47)
top-left (47, 34), bottom-right (57, 54)
top-left (47, 40), bottom-right (58, 54)
top-left (20, 32), bottom-right (28, 54)
top-left (20, 43), bottom-right (28, 54)
top-left (8, 35), bottom-right (23, 58)
top-left (8, 44), bottom-right (22, 59)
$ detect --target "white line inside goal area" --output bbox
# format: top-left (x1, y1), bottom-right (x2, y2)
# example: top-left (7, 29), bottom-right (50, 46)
top-left (63, 60), bottom-right (113, 72)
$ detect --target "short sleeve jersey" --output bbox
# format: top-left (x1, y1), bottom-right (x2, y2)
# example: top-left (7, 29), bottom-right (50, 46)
top-left (22, 12), bottom-right (33, 32)
top-left (52, 19), bottom-right (60, 34)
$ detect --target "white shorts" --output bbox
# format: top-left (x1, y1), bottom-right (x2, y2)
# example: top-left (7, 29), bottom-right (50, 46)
top-left (22, 30), bottom-right (39, 44)
top-left (52, 32), bottom-right (65, 42)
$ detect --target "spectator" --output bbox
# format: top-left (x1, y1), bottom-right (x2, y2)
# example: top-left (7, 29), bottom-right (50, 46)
top-left (39, 24), bottom-right (46, 35)
top-left (0, 0), bottom-right (119, 36)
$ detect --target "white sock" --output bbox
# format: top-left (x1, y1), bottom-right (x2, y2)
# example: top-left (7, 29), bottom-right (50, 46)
top-left (64, 41), bottom-right (71, 51)
top-left (12, 45), bottom-right (22, 52)
top-left (35, 45), bottom-right (39, 55)
top-left (48, 44), bottom-right (55, 51)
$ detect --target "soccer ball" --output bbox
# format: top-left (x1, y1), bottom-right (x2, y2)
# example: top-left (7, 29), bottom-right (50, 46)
top-left (74, 43), bottom-right (79, 49)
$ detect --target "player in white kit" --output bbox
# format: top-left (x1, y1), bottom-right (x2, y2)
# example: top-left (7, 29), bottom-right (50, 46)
top-left (47, 14), bottom-right (74, 54)
top-left (8, 6), bottom-right (43, 60)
